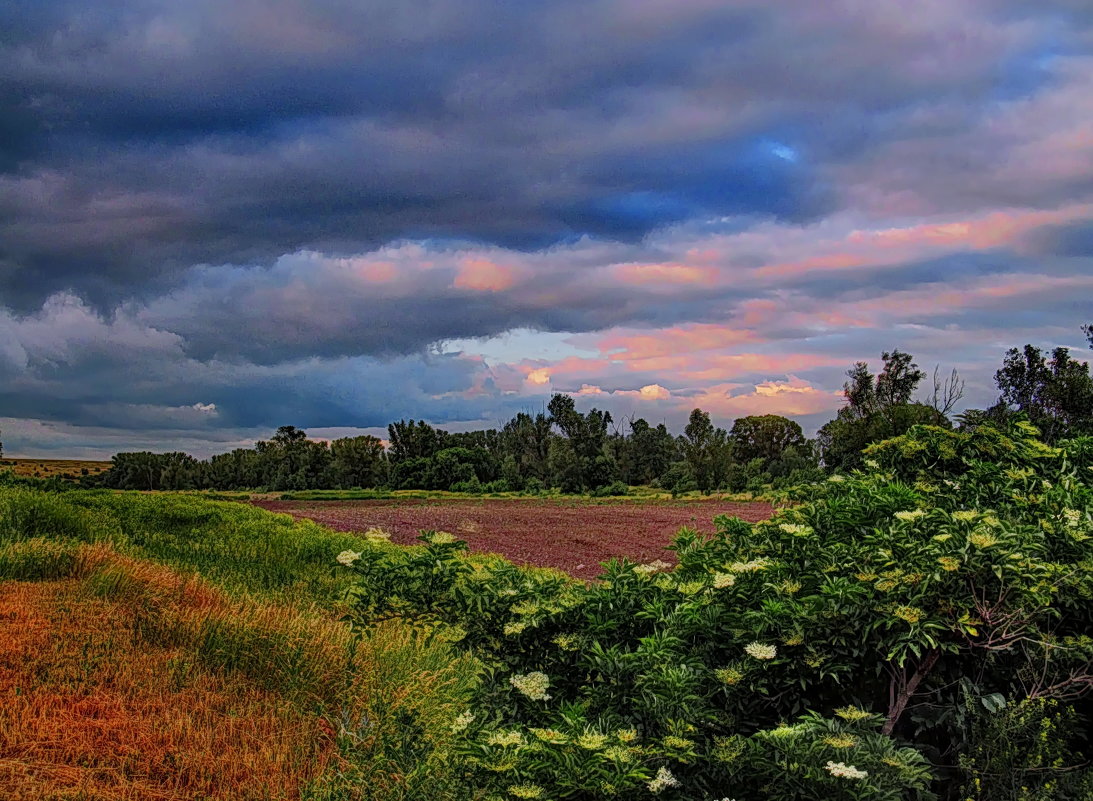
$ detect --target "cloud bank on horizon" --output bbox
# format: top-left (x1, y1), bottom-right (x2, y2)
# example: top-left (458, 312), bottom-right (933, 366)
top-left (1, 0), bottom-right (1092, 457)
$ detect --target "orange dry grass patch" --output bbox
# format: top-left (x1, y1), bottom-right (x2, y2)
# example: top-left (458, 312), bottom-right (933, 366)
top-left (0, 579), bottom-right (337, 801)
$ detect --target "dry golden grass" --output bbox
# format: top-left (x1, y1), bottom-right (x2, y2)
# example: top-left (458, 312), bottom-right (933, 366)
top-left (0, 574), bottom-right (339, 800)
top-left (1, 459), bottom-right (112, 479)
top-left (0, 542), bottom-right (477, 800)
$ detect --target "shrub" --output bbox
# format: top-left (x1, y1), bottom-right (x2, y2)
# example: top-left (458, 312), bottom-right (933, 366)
top-left (342, 420), bottom-right (1093, 800)
top-left (592, 480), bottom-right (629, 497)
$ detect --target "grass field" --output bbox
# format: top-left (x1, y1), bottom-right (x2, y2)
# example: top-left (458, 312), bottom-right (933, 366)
top-left (0, 459), bottom-right (112, 480)
top-left (0, 489), bottom-right (480, 800)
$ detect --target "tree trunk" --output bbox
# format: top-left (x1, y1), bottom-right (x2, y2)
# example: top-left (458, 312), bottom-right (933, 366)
top-left (883, 649), bottom-right (940, 735)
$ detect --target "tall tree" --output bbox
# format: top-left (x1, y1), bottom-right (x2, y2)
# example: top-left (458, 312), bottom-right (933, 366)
top-left (681, 408), bottom-right (730, 494)
top-left (387, 420), bottom-right (448, 463)
top-left (501, 411), bottom-right (553, 486)
top-left (329, 435), bottom-right (386, 489)
top-left (547, 394), bottom-right (615, 491)
top-left (995, 344), bottom-right (1093, 442)
top-left (818, 350), bottom-right (934, 470)
top-left (729, 415), bottom-right (806, 466)
top-left (626, 417), bottom-right (677, 485)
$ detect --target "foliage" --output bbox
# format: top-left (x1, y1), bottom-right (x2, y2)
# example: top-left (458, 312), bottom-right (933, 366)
top-left (682, 408), bottom-right (732, 494)
top-left (343, 419), bottom-right (1093, 799)
top-left (994, 344), bottom-right (1093, 443)
top-left (729, 415), bottom-right (806, 467)
top-left (818, 350), bottom-right (941, 471)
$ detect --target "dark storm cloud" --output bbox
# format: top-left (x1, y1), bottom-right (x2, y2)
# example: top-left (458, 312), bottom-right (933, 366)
top-left (4, 0), bottom-right (1089, 308)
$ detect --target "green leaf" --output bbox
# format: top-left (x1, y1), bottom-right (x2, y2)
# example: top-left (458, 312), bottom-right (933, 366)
top-left (980, 692), bottom-right (1007, 713)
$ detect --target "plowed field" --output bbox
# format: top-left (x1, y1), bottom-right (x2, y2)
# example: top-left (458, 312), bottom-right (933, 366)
top-left (253, 498), bottom-right (775, 580)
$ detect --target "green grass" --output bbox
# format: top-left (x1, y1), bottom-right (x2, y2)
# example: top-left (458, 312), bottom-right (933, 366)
top-left (0, 486), bottom-right (482, 801)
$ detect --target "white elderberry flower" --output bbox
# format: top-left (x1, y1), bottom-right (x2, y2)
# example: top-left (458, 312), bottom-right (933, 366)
top-left (826, 760), bottom-right (868, 780)
top-left (647, 766), bottom-right (679, 793)
top-left (451, 710), bottom-right (475, 733)
top-left (745, 642), bottom-right (777, 660)
top-left (893, 509), bottom-right (926, 521)
top-left (335, 549), bottom-right (361, 566)
top-left (633, 559), bottom-right (673, 575)
top-left (485, 730), bottom-right (525, 747)
top-left (509, 671), bottom-right (551, 701)
top-left (712, 571), bottom-right (736, 589)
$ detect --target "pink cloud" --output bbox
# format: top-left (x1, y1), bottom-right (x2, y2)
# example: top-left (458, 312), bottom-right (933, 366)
top-left (614, 383), bottom-right (672, 400)
top-left (597, 323), bottom-right (759, 360)
top-left (613, 262), bottom-right (719, 286)
top-left (681, 377), bottom-right (842, 419)
top-left (454, 258), bottom-right (519, 292)
top-left (525, 367), bottom-right (551, 385)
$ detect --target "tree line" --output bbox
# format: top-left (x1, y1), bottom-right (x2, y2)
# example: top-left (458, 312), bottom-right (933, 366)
top-left (97, 326), bottom-right (1093, 493)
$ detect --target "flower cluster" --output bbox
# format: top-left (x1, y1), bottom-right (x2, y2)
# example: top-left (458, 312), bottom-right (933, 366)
top-left (335, 549), bottom-right (361, 566)
top-left (1063, 508), bottom-right (1082, 527)
top-left (834, 706), bottom-right (872, 721)
top-left (676, 580), bottom-right (706, 595)
top-left (952, 510), bottom-right (979, 521)
top-left (647, 766), bottom-right (679, 793)
top-left (893, 508), bottom-right (926, 521)
top-left (551, 633), bottom-right (579, 651)
top-left (504, 621), bottom-right (528, 636)
top-left (938, 556), bottom-right (961, 571)
top-left (893, 606), bottom-right (922, 624)
top-left (507, 784), bottom-right (545, 798)
top-left (662, 735), bottom-right (694, 749)
top-left (826, 761), bottom-right (868, 779)
top-left (530, 728), bottom-right (568, 744)
top-left (363, 526), bottom-right (391, 542)
top-left (745, 642), bottom-right (777, 660)
top-left (633, 559), bottom-right (673, 575)
top-left (576, 731), bottom-right (609, 750)
top-left (486, 730), bottom-right (526, 747)
top-left (779, 522), bottom-right (814, 536)
top-left (425, 531), bottom-right (458, 545)
top-left (729, 558), bottom-right (769, 573)
top-left (510, 671), bottom-right (551, 701)
top-left (822, 734), bottom-right (858, 748)
top-left (451, 710), bottom-right (475, 733)
top-left (603, 745), bottom-right (635, 762)
top-left (969, 531), bottom-right (998, 548)
top-left (712, 571), bottom-right (736, 589)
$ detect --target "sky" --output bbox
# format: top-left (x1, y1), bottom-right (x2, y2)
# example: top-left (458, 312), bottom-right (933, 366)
top-left (2, 0), bottom-right (1092, 458)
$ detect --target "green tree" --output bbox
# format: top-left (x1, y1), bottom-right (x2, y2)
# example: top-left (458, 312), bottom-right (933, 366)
top-left (729, 414), bottom-right (806, 467)
top-left (995, 344), bottom-right (1093, 442)
top-left (329, 435), bottom-right (386, 489)
top-left (817, 350), bottom-right (935, 470)
top-left (387, 419), bottom-right (448, 463)
top-left (625, 417), bottom-right (677, 485)
top-left (681, 408), bottom-right (730, 494)
top-left (547, 394), bottom-right (615, 491)
top-left (501, 412), bottom-right (553, 486)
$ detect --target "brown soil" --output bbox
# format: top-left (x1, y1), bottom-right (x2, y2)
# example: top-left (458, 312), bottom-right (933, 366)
top-left (253, 497), bottom-right (775, 580)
